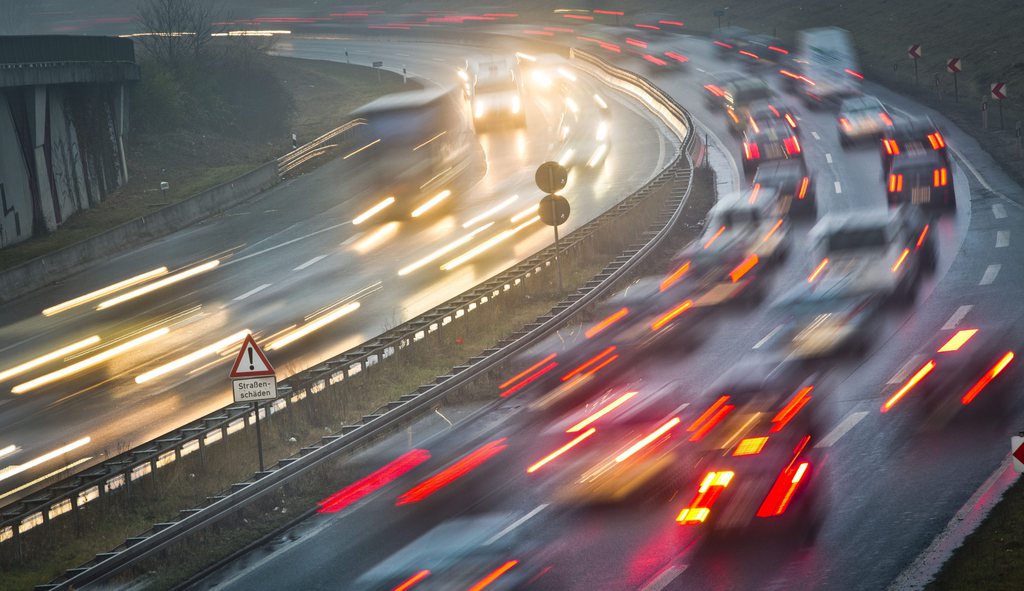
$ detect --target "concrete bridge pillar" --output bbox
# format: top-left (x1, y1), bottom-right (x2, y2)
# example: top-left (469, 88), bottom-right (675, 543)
top-left (32, 85), bottom-right (57, 232)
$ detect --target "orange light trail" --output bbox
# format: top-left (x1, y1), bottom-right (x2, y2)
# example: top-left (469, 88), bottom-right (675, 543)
top-left (891, 248), bottom-right (910, 273)
top-left (467, 560), bottom-right (519, 591)
top-left (396, 439), bottom-right (507, 505)
top-left (615, 417), bottom-right (681, 462)
top-left (881, 360), bottom-right (936, 412)
top-left (763, 219), bottom-right (784, 243)
top-left (526, 428), bottom-right (596, 473)
top-left (807, 258), bottom-right (829, 282)
top-left (392, 570), bottom-right (431, 591)
top-left (500, 354), bottom-right (557, 389)
top-left (561, 346), bottom-right (616, 382)
top-left (660, 261), bottom-right (691, 292)
top-left (729, 254), bottom-right (759, 283)
top-left (566, 391), bottom-right (637, 433)
top-left (586, 308), bottom-right (629, 339)
top-left (962, 352), bottom-right (1014, 405)
top-left (703, 226), bottom-right (726, 249)
top-left (651, 299), bottom-right (693, 331)
top-left (770, 386), bottom-right (813, 432)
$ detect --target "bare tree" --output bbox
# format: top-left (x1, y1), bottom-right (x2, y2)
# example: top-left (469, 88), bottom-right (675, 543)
top-left (0, 0), bottom-right (32, 34)
top-left (137, 0), bottom-right (221, 65)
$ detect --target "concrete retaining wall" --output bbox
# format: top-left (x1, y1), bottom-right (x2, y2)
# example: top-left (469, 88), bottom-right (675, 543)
top-left (0, 161), bottom-right (279, 302)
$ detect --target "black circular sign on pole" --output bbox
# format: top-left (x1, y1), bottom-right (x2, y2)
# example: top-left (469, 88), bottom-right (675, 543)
top-left (539, 194), bottom-right (570, 227)
top-left (535, 161), bottom-right (568, 195)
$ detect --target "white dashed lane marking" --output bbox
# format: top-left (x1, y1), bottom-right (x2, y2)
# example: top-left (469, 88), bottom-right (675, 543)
top-left (234, 283), bottom-right (272, 301)
top-left (484, 504), bottom-right (548, 545)
top-left (942, 305), bottom-right (974, 330)
top-left (834, 181), bottom-right (843, 194)
top-left (825, 153), bottom-right (833, 163)
top-left (996, 231), bottom-right (1009, 248)
top-left (993, 204), bottom-right (1007, 219)
top-left (811, 131), bottom-right (821, 140)
top-left (816, 411), bottom-right (870, 448)
top-left (293, 254), bottom-right (328, 272)
top-left (980, 264), bottom-right (1001, 285)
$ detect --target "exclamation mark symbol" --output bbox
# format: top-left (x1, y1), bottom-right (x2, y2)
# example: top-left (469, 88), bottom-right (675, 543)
top-left (248, 348), bottom-right (255, 371)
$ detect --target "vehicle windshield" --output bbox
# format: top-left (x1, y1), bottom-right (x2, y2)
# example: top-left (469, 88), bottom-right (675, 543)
top-left (826, 227), bottom-right (888, 251)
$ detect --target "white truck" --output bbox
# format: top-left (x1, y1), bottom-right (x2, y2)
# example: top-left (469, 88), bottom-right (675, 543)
top-left (794, 27), bottom-right (861, 109)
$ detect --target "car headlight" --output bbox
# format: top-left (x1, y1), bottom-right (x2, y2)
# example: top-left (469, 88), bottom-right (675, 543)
top-left (512, 95), bottom-right (521, 114)
top-left (475, 103), bottom-right (486, 119)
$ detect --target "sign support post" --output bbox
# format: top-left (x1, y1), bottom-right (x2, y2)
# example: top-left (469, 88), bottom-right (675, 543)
top-left (550, 197), bottom-right (563, 292)
top-left (253, 401), bottom-right (265, 472)
top-left (535, 162), bottom-right (571, 293)
top-left (229, 334), bottom-right (277, 474)
top-left (908, 45), bottom-right (922, 85)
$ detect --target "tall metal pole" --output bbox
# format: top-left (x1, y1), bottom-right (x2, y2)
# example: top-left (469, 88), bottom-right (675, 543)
top-left (551, 198), bottom-right (563, 292)
top-left (253, 401), bottom-right (265, 472)
top-left (953, 71), bottom-right (959, 103)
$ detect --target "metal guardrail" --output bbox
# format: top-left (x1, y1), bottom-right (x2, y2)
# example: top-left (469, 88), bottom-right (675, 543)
top-left (276, 118), bottom-right (365, 175)
top-left (35, 47), bottom-right (700, 590)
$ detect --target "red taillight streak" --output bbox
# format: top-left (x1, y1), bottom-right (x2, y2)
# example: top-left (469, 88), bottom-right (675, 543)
top-left (564, 14), bottom-right (594, 20)
top-left (769, 45), bottom-right (790, 54)
top-left (396, 439), bottom-right (507, 505)
top-left (888, 173), bottom-right (904, 192)
top-left (524, 30), bottom-right (555, 36)
top-left (643, 54), bottom-right (668, 66)
top-left (567, 391), bottom-right (638, 433)
top-left (883, 139), bottom-right (900, 156)
top-left (744, 142), bottom-right (761, 160)
top-left (771, 386), bottom-right (814, 433)
top-left (561, 346), bottom-right (617, 382)
top-left (798, 176), bottom-right (810, 199)
top-left (544, 26), bottom-right (574, 32)
top-left (780, 69), bottom-right (800, 80)
top-left (748, 183), bottom-right (762, 204)
top-left (807, 258), bottom-right (829, 282)
top-left (881, 360), bottom-right (936, 412)
top-left (576, 36), bottom-right (601, 44)
top-left (739, 50), bottom-right (760, 59)
top-left (880, 112), bottom-right (894, 126)
top-left (661, 260), bottom-right (691, 291)
top-left (689, 404), bottom-right (734, 442)
top-left (928, 132), bottom-right (946, 149)
top-left (714, 40), bottom-right (733, 49)
top-left (677, 471), bottom-right (733, 524)
top-left (756, 461), bottom-right (810, 517)
top-left (583, 354), bottom-right (619, 378)
top-left (659, 20), bottom-right (684, 26)
top-left (784, 136), bottom-right (801, 155)
top-left (962, 352), bottom-right (1015, 405)
top-left (763, 219), bottom-right (784, 243)
top-left (704, 225), bottom-right (726, 249)
top-left (501, 362), bottom-right (557, 397)
top-left (586, 307), bottom-right (629, 339)
top-left (626, 37), bottom-right (648, 48)
top-left (845, 68), bottom-right (865, 79)
top-left (665, 51), bottom-right (689, 63)
top-left (393, 570), bottom-right (431, 591)
top-left (729, 254), bottom-right (759, 283)
top-left (916, 224), bottom-right (930, 249)
top-left (317, 449), bottom-right (431, 513)
top-left (635, 24), bottom-right (660, 30)
top-left (768, 104), bottom-right (781, 117)
top-left (467, 560), bottom-right (519, 591)
top-left (616, 417), bottom-right (682, 462)
top-left (839, 118), bottom-right (852, 132)
top-left (594, 9), bottom-right (624, 15)
top-left (500, 353), bottom-right (557, 389)
top-left (938, 329), bottom-right (979, 353)
top-left (891, 248), bottom-right (910, 273)
top-left (651, 299), bottom-right (693, 331)
top-left (704, 84), bottom-right (725, 97)
top-left (933, 167), bottom-right (948, 187)
top-left (785, 113), bottom-right (798, 128)
top-left (688, 396), bottom-right (729, 432)
top-left (527, 428), bottom-right (596, 473)
top-left (600, 43), bottom-right (622, 53)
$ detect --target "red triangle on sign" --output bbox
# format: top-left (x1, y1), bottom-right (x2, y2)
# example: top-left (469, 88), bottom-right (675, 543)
top-left (1014, 440), bottom-right (1024, 466)
top-left (229, 334), bottom-right (275, 378)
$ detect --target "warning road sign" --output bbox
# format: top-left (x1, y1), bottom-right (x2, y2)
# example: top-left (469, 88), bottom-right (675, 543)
top-left (232, 376), bottom-right (278, 403)
top-left (946, 57), bottom-right (961, 73)
top-left (907, 44), bottom-right (922, 59)
top-left (991, 82), bottom-right (1008, 100)
top-left (1012, 435), bottom-right (1024, 473)
top-left (229, 334), bottom-right (275, 378)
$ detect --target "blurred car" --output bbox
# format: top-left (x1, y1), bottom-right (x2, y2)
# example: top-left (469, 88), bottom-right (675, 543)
top-left (352, 513), bottom-right (544, 590)
top-left (471, 58), bottom-right (526, 129)
top-left (675, 357), bottom-right (825, 539)
top-left (746, 100), bottom-right (800, 135)
top-left (722, 82), bottom-right (776, 133)
top-left (527, 390), bottom-right (690, 505)
top-left (742, 119), bottom-right (803, 176)
top-left (752, 160), bottom-right (817, 218)
top-left (807, 206), bottom-right (935, 305)
top-left (837, 95), bottom-right (893, 146)
top-left (766, 281), bottom-right (884, 360)
top-left (686, 188), bottom-right (792, 265)
top-left (711, 26), bottom-right (753, 55)
top-left (881, 116), bottom-right (951, 174)
top-left (734, 34), bottom-right (793, 67)
top-left (886, 151), bottom-right (955, 210)
top-left (880, 323), bottom-right (1017, 416)
top-left (703, 70), bottom-right (746, 109)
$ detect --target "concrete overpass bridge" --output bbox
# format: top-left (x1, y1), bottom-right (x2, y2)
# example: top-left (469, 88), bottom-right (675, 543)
top-left (0, 35), bottom-right (139, 247)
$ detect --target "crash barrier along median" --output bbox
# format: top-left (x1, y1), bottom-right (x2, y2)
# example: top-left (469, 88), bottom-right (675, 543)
top-left (17, 48), bottom-right (702, 590)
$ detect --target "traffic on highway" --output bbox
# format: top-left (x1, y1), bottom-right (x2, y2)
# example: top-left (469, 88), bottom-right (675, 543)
top-left (2, 6), bottom-right (1023, 591)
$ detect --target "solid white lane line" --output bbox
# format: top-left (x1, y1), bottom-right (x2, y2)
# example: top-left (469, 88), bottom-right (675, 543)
top-left (996, 230), bottom-right (1010, 248)
top-left (484, 504), bottom-right (548, 545)
top-left (825, 153), bottom-right (833, 163)
top-left (816, 411), bottom-right (869, 448)
top-left (834, 181), bottom-right (843, 194)
top-left (980, 264), bottom-right (1001, 285)
top-left (224, 220), bottom-right (350, 268)
top-left (993, 204), bottom-right (1007, 219)
top-left (889, 354), bottom-right (927, 384)
top-left (811, 131), bottom-right (821, 140)
top-left (641, 565), bottom-right (689, 591)
top-left (234, 284), bottom-right (272, 301)
top-left (752, 325), bottom-right (783, 350)
top-left (293, 255), bottom-right (327, 272)
top-left (942, 305), bottom-right (974, 330)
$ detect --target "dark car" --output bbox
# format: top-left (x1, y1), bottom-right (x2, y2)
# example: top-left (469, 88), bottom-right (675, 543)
top-left (881, 116), bottom-right (951, 174)
top-left (742, 120), bottom-right (803, 176)
top-left (712, 26), bottom-right (752, 54)
top-left (766, 281), bottom-right (884, 360)
top-left (746, 100), bottom-right (800, 135)
top-left (752, 160), bottom-right (816, 218)
top-left (704, 70), bottom-right (746, 109)
top-left (886, 151), bottom-right (955, 210)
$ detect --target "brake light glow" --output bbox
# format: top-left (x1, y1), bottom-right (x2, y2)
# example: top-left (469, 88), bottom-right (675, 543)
top-left (689, 402), bottom-right (734, 442)
top-left (665, 51), bottom-right (689, 63)
top-left (771, 386), bottom-right (813, 433)
top-left (880, 112), bottom-right (894, 126)
top-left (756, 461), bottom-right (810, 517)
top-left (883, 139), bottom-right (900, 156)
top-left (769, 45), bottom-right (789, 55)
top-left (916, 224), bottom-right (930, 249)
top-left (704, 225), bottom-right (726, 249)
top-left (626, 37), bottom-right (648, 48)
top-left (881, 360), bottom-right (936, 412)
top-left (500, 354), bottom-right (556, 390)
top-left (762, 219), bottom-right (784, 243)
top-left (739, 50), bottom-right (760, 60)
top-left (393, 570), bottom-right (431, 591)
top-left (616, 417), bottom-right (682, 462)
top-left (643, 54), bottom-right (668, 66)
top-left (785, 113), bottom-right (798, 128)
top-left (784, 136), bottom-right (801, 155)
top-left (561, 346), bottom-right (617, 382)
top-left (933, 167), bottom-right (948, 187)
top-left (500, 361), bottom-right (557, 397)
top-left (651, 299), bottom-right (693, 331)
top-left (586, 307), bottom-right (629, 339)
top-left (888, 173), bottom-right (904, 193)
top-left (527, 428), bottom-right (596, 473)
top-left (659, 20), bottom-right (684, 26)
top-left (594, 9), bottom-right (624, 15)
top-left (734, 436), bottom-right (769, 456)
top-left (798, 176), bottom-right (810, 199)
top-left (961, 352), bottom-right (1015, 405)
top-left (714, 40), bottom-right (733, 49)
top-left (839, 118), bottom-right (852, 132)
top-left (467, 560), bottom-right (519, 591)
top-left (396, 439), bottom-right (507, 505)
top-left (928, 132), bottom-right (946, 150)
top-left (744, 142), bottom-right (761, 160)
top-left (807, 258), bottom-right (829, 282)
top-left (635, 24), bottom-right (660, 30)
top-left (891, 248), bottom-right (910, 273)
top-left (748, 183), bottom-right (762, 204)
top-left (845, 68), bottom-right (864, 79)
top-left (704, 84), bottom-right (725, 97)
top-left (729, 254), bottom-right (759, 283)
top-left (567, 391), bottom-right (638, 433)
top-left (677, 471), bottom-right (734, 524)
top-left (780, 69), bottom-right (800, 80)
top-left (660, 261), bottom-right (691, 291)
top-left (317, 449), bottom-right (431, 513)
top-left (938, 329), bottom-right (978, 353)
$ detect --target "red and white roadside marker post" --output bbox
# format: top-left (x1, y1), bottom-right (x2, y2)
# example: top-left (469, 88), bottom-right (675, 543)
top-left (946, 58), bottom-right (962, 103)
top-left (1011, 433), bottom-right (1024, 473)
top-left (229, 334), bottom-right (277, 472)
top-left (907, 44), bottom-right (922, 85)
top-left (991, 82), bottom-right (1008, 130)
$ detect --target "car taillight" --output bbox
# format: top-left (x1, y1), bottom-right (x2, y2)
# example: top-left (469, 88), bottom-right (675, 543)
top-left (744, 142), bottom-right (760, 160)
top-left (888, 173), bottom-right (904, 193)
top-left (883, 139), bottom-right (900, 156)
top-left (880, 112), bottom-right (894, 126)
top-left (664, 51), bottom-right (689, 63)
top-left (677, 471), bottom-right (734, 524)
top-left (798, 176), bottom-right (810, 199)
top-left (739, 50), bottom-right (760, 60)
top-left (784, 113), bottom-right (798, 129)
top-left (933, 167), bottom-right (948, 187)
top-left (784, 136), bottom-right (801, 155)
top-left (928, 132), bottom-right (946, 150)
top-left (714, 40), bottom-right (733, 49)
top-left (756, 461), bottom-right (810, 517)
top-left (704, 84), bottom-right (725, 97)
top-left (839, 118), bottom-right (852, 132)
